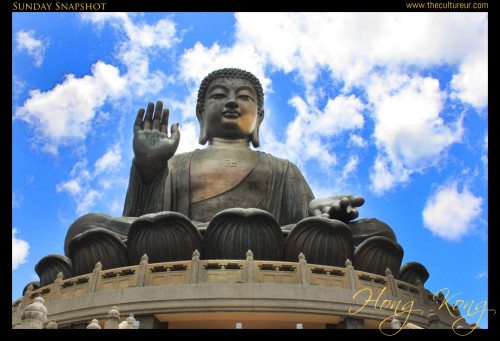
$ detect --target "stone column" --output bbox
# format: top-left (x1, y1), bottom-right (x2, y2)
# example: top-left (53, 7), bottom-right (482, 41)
top-left (298, 253), bottom-right (309, 285)
top-left (137, 254), bottom-right (149, 287)
top-left (103, 306), bottom-right (120, 329)
top-left (50, 272), bottom-right (64, 301)
top-left (191, 250), bottom-right (200, 284)
top-left (89, 261), bottom-right (102, 294)
top-left (384, 268), bottom-right (398, 297)
top-left (415, 279), bottom-right (427, 305)
top-left (345, 259), bottom-right (357, 291)
top-left (245, 250), bottom-right (254, 283)
top-left (14, 297), bottom-right (47, 329)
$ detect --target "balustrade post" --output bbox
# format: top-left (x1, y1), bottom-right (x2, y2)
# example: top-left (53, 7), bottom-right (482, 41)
top-left (298, 253), bottom-right (309, 285)
top-left (49, 272), bottom-right (64, 301)
top-left (345, 259), bottom-right (357, 291)
top-left (89, 261), bottom-right (102, 294)
top-left (384, 268), bottom-right (398, 297)
top-left (137, 254), bottom-right (149, 287)
top-left (245, 250), bottom-right (254, 283)
top-left (191, 250), bottom-right (200, 284)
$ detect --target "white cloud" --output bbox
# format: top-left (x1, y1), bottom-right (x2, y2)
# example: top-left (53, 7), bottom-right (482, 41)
top-left (178, 13), bottom-right (485, 194)
top-left (94, 143), bottom-right (122, 174)
top-left (370, 155), bottom-right (410, 195)
top-left (15, 14), bottom-right (180, 154)
top-left (110, 200), bottom-right (123, 216)
top-left (15, 30), bottom-right (48, 67)
top-left (56, 142), bottom-right (129, 215)
top-left (422, 181), bottom-right (482, 241)
top-left (235, 13), bottom-right (486, 87)
top-left (176, 121), bottom-right (202, 154)
top-left (56, 178), bottom-right (81, 196)
top-left (309, 95), bottom-right (365, 136)
top-left (80, 13), bottom-right (179, 97)
top-left (451, 22), bottom-right (488, 112)
top-left (56, 159), bottom-right (96, 214)
top-left (349, 134), bottom-right (367, 148)
top-left (12, 228), bottom-right (30, 270)
top-left (78, 190), bottom-right (102, 215)
top-left (12, 75), bottom-right (26, 99)
top-left (179, 42), bottom-right (270, 92)
top-left (12, 192), bottom-right (23, 208)
top-left (481, 130), bottom-right (488, 179)
top-left (14, 61), bottom-right (126, 153)
top-left (475, 271), bottom-right (488, 279)
top-left (341, 155), bottom-right (359, 181)
top-left (368, 73), bottom-right (463, 194)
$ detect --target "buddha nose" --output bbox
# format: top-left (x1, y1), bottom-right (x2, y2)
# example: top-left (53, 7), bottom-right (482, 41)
top-left (225, 95), bottom-right (238, 109)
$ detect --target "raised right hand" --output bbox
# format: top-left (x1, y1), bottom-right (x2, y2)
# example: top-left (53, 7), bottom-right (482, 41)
top-left (133, 100), bottom-right (180, 184)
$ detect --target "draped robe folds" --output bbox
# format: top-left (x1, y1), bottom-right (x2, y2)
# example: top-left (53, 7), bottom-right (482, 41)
top-left (123, 151), bottom-right (315, 226)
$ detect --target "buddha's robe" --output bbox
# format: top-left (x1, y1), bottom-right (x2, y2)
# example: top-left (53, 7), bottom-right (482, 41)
top-left (123, 150), bottom-right (315, 226)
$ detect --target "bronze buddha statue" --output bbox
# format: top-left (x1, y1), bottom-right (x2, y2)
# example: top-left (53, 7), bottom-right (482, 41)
top-left (38, 68), bottom-right (406, 280)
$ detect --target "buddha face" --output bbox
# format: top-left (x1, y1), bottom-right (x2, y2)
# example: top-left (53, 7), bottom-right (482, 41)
top-left (202, 77), bottom-right (261, 142)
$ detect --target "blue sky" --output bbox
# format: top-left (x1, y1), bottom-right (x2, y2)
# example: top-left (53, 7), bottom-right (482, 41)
top-left (12, 13), bottom-right (488, 327)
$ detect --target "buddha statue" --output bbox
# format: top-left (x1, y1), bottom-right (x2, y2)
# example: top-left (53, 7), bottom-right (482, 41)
top-left (45, 68), bottom-right (405, 279)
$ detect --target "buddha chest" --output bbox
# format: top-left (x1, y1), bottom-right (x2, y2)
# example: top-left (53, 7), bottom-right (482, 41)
top-left (190, 147), bottom-right (260, 203)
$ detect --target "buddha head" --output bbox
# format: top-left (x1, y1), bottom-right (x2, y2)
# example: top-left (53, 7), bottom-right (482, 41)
top-left (196, 68), bottom-right (265, 147)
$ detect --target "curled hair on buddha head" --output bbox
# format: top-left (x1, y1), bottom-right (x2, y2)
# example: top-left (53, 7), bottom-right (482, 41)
top-left (196, 68), bottom-right (265, 147)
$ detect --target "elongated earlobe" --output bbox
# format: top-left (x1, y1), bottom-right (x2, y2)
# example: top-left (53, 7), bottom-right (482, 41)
top-left (197, 111), bottom-right (208, 145)
top-left (198, 126), bottom-right (208, 145)
top-left (251, 130), bottom-right (260, 148)
top-left (251, 110), bottom-right (264, 148)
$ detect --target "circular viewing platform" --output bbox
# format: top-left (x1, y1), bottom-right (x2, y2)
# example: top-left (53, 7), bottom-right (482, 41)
top-left (12, 251), bottom-right (467, 329)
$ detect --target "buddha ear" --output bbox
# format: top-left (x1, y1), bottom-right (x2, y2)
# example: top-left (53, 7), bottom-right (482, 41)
top-left (251, 110), bottom-right (265, 148)
top-left (197, 110), bottom-right (208, 145)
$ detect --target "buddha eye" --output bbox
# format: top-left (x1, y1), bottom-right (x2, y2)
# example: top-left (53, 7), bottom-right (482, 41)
top-left (210, 93), bottom-right (226, 100)
top-left (238, 94), bottom-right (253, 101)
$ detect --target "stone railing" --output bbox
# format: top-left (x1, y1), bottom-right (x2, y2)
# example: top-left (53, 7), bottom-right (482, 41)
top-left (13, 251), bottom-right (438, 314)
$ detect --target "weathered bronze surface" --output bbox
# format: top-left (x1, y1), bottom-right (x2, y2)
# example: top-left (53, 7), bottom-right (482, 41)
top-left (50, 68), bottom-right (413, 278)
top-left (127, 211), bottom-right (203, 264)
top-left (34, 254), bottom-right (72, 287)
top-left (353, 236), bottom-right (404, 277)
top-left (284, 217), bottom-right (354, 266)
top-left (399, 262), bottom-right (430, 285)
top-left (203, 208), bottom-right (283, 260)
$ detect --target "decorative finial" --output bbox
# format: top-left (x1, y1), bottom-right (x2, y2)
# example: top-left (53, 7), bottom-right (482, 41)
top-left (140, 254), bottom-right (149, 265)
top-left (385, 268), bottom-right (393, 276)
top-left (18, 296), bottom-right (47, 329)
top-left (390, 317), bottom-right (401, 329)
top-left (26, 284), bottom-right (34, 292)
top-left (94, 261), bottom-right (102, 270)
top-left (126, 314), bottom-right (136, 328)
top-left (345, 259), bottom-right (352, 267)
top-left (46, 321), bottom-right (58, 329)
top-left (56, 272), bottom-right (64, 280)
top-left (246, 250), bottom-right (253, 261)
top-left (107, 306), bottom-right (120, 319)
top-left (192, 249), bottom-right (200, 258)
top-left (415, 279), bottom-right (422, 287)
top-left (87, 319), bottom-right (101, 329)
top-left (34, 296), bottom-right (45, 303)
top-left (298, 253), bottom-right (306, 262)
